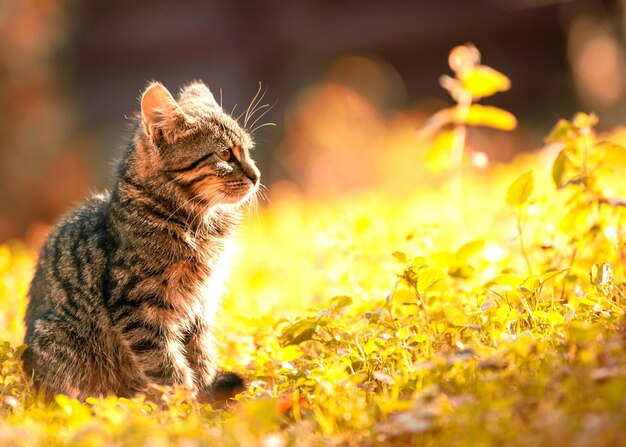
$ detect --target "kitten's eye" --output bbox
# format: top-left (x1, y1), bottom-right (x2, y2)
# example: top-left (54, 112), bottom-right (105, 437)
top-left (217, 148), bottom-right (232, 162)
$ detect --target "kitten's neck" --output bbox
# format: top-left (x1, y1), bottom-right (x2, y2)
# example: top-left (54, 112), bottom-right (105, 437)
top-left (111, 164), bottom-right (241, 244)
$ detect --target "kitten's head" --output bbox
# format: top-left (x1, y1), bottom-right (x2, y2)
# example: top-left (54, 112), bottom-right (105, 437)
top-left (136, 81), bottom-right (260, 209)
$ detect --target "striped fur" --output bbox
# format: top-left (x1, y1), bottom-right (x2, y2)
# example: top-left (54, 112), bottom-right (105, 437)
top-left (23, 81), bottom-right (260, 400)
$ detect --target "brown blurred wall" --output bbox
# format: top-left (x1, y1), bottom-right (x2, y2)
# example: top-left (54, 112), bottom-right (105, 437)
top-left (0, 0), bottom-right (623, 241)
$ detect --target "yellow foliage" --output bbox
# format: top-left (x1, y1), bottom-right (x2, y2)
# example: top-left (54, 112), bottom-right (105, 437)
top-left (466, 104), bottom-right (517, 130)
top-left (1, 47), bottom-right (626, 447)
top-left (460, 66), bottom-right (511, 99)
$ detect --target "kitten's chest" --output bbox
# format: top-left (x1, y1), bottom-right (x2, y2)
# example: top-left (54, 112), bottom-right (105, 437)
top-left (160, 243), bottom-right (232, 322)
top-left (163, 258), bottom-right (209, 295)
top-left (118, 233), bottom-right (234, 334)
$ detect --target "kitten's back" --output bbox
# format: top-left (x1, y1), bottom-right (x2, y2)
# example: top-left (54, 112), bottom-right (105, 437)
top-left (26, 193), bottom-right (111, 336)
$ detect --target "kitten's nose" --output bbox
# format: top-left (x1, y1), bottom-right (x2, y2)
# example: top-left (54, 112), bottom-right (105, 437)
top-left (245, 166), bottom-right (260, 185)
top-left (247, 173), bottom-right (260, 185)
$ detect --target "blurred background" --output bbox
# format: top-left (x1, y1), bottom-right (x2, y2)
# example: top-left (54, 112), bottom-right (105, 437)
top-left (1, 0), bottom-right (626, 243)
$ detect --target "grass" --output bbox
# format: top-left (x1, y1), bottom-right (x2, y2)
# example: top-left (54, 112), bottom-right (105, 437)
top-left (1, 134), bottom-right (626, 446)
top-left (1, 46), bottom-right (626, 445)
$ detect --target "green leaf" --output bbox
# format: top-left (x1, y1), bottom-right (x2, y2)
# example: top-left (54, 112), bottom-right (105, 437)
top-left (425, 130), bottom-right (455, 173)
top-left (330, 295), bottom-right (353, 310)
top-left (546, 118), bottom-right (575, 144)
top-left (506, 171), bottom-right (534, 206)
top-left (464, 105), bottom-right (517, 130)
top-left (455, 240), bottom-right (485, 263)
top-left (417, 267), bottom-right (447, 294)
top-left (552, 150), bottom-right (567, 189)
top-left (280, 318), bottom-right (319, 346)
top-left (460, 65), bottom-right (511, 98)
top-left (281, 345), bottom-right (305, 362)
top-left (393, 288), bottom-right (416, 304)
top-left (392, 251), bottom-right (407, 264)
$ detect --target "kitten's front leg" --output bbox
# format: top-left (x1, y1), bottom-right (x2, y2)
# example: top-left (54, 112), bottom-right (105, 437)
top-left (130, 334), bottom-right (196, 389)
top-left (184, 320), bottom-right (218, 391)
top-left (185, 320), bottom-right (246, 406)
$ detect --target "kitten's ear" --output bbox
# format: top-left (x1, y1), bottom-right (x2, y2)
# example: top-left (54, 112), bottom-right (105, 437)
top-left (178, 81), bottom-right (220, 109)
top-left (141, 82), bottom-right (190, 143)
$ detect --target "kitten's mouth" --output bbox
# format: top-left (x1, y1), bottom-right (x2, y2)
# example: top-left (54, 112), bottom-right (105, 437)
top-left (220, 179), bottom-right (258, 205)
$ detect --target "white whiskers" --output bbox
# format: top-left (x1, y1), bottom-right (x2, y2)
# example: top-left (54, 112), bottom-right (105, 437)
top-left (243, 83), bottom-right (266, 128)
top-left (249, 99), bottom-right (278, 134)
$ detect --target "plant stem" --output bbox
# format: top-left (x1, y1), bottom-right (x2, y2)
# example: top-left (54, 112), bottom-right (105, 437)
top-left (451, 90), bottom-right (472, 218)
top-left (518, 208), bottom-right (533, 275)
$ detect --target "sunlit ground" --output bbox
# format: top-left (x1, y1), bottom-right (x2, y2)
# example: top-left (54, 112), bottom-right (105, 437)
top-left (1, 117), bottom-right (626, 445)
top-left (2, 45), bottom-right (626, 446)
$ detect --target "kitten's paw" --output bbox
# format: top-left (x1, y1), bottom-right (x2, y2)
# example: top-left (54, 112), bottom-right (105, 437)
top-left (197, 371), bottom-right (246, 408)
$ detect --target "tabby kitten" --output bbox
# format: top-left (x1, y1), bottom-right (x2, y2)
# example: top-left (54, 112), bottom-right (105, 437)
top-left (23, 81), bottom-right (260, 400)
